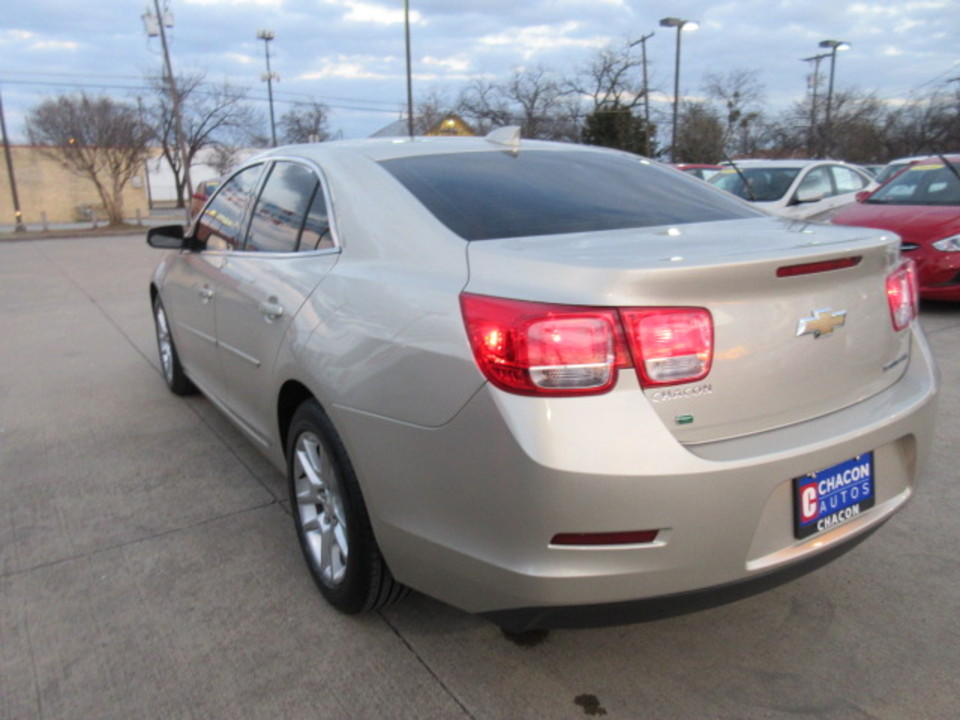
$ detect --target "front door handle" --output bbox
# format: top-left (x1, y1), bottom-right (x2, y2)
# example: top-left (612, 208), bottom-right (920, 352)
top-left (259, 300), bottom-right (284, 322)
top-left (198, 285), bottom-right (215, 302)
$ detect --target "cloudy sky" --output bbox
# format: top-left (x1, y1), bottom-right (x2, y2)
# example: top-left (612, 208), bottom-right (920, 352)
top-left (1, 0), bottom-right (958, 143)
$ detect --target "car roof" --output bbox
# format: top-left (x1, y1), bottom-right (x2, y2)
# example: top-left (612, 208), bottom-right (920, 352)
top-left (721, 159), bottom-right (854, 169)
top-left (243, 133), bottom-right (620, 167)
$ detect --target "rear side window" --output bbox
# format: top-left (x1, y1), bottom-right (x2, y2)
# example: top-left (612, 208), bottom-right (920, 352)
top-left (380, 150), bottom-right (762, 241)
top-left (246, 162), bottom-right (320, 253)
top-left (832, 166), bottom-right (869, 193)
top-left (196, 164), bottom-right (263, 251)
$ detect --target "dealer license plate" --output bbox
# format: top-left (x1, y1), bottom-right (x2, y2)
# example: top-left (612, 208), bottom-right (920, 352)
top-left (793, 452), bottom-right (875, 539)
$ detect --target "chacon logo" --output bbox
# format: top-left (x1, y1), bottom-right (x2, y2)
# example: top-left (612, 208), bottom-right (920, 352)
top-left (796, 308), bottom-right (847, 339)
top-left (650, 384), bottom-right (713, 403)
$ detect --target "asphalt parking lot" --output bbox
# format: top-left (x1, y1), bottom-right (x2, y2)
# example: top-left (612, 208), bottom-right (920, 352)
top-left (1, 233), bottom-right (958, 720)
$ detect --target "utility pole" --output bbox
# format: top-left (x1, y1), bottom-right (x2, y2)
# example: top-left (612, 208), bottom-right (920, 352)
top-left (145, 0), bottom-right (192, 213)
top-left (0, 85), bottom-right (26, 232)
top-left (630, 32), bottom-right (655, 157)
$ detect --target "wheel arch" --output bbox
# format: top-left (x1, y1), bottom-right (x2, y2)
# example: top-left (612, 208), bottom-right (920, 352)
top-left (277, 380), bottom-right (317, 459)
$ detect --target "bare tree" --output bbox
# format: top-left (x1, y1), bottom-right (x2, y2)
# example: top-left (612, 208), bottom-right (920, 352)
top-left (674, 102), bottom-right (725, 163)
top-left (884, 86), bottom-right (960, 157)
top-left (25, 93), bottom-right (150, 225)
top-left (149, 73), bottom-right (258, 208)
top-left (823, 89), bottom-right (887, 162)
top-left (703, 69), bottom-right (767, 157)
top-left (456, 68), bottom-right (579, 141)
top-left (279, 101), bottom-right (331, 144)
top-left (571, 40), bottom-right (655, 153)
top-left (457, 79), bottom-right (511, 134)
top-left (574, 40), bottom-right (648, 112)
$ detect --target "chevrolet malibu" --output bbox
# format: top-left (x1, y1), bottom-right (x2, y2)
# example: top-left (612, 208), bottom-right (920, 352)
top-left (147, 131), bottom-right (938, 629)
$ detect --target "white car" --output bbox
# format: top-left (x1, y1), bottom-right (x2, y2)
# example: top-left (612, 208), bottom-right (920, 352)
top-left (709, 159), bottom-right (874, 221)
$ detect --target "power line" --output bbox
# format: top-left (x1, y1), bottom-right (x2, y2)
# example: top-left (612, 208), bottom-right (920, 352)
top-left (0, 76), bottom-right (401, 114)
top-left (0, 71), bottom-right (402, 108)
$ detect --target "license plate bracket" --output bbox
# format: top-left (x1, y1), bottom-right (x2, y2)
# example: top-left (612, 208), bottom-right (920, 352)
top-left (793, 452), bottom-right (875, 539)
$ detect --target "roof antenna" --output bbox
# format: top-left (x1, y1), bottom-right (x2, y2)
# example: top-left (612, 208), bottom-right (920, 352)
top-left (485, 126), bottom-right (522, 150)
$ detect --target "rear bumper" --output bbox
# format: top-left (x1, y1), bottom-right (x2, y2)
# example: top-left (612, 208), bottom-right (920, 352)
top-left (335, 326), bottom-right (938, 616)
top-left (484, 522), bottom-right (882, 632)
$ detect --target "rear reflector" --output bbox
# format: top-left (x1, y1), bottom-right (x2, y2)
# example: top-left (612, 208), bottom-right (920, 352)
top-left (551, 530), bottom-right (660, 546)
top-left (777, 256), bottom-right (861, 277)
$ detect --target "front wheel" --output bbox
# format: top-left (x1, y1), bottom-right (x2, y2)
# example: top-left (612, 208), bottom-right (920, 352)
top-left (287, 399), bottom-right (406, 613)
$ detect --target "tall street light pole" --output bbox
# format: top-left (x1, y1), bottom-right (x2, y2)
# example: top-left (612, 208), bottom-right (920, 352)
top-left (629, 32), bottom-right (655, 157)
top-left (660, 17), bottom-right (698, 162)
top-left (819, 39), bottom-right (850, 158)
top-left (802, 53), bottom-right (830, 157)
top-left (257, 30), bottom-right (279, 147)
top-left (404, 0), bottom-right (415, 138)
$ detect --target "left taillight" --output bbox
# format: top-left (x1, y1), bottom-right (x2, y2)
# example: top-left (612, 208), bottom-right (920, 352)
top-left (460, 294), bottom-right (714, 396)
top-left (886, 259), bottom-right (919, 332)
top-left (459, 294), bottom-right (627, 396)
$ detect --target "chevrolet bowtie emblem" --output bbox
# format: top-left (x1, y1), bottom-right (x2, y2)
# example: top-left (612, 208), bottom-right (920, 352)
top-left (796, 309), bottom-right (847, 338)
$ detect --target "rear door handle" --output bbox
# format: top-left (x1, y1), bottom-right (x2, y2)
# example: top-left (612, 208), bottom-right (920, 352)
top-left (198, 285), bottom-right (214, 302)
top-left (259, 300), bottom-right (284, 322)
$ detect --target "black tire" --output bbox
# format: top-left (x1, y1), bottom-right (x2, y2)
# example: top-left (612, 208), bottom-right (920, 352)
top-left (153, 296), bottom-right (197, 396)
top-left (287, 399), bottom-right (407, 613)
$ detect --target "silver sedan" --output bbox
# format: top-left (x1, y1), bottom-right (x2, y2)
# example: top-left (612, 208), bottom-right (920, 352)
top-left (147, 132), bottom-right (938, 629)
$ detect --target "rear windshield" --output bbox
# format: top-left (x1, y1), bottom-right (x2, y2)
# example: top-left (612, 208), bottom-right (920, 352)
top-left (380, 150), bottom-right (762, 241)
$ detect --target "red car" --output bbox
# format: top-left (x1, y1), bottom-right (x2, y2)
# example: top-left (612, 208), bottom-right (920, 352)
top-left (832, 155), bottom-right (960, 301)
top-left (671, 163), bottom-right (723, 181)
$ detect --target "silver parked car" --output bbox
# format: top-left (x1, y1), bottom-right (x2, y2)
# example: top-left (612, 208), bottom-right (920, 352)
top-left (148, 132), bottom-right (938, 629)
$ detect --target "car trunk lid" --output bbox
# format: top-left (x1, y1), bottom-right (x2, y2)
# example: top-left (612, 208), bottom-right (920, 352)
top-left (464, 217), bottom-right (910, 443)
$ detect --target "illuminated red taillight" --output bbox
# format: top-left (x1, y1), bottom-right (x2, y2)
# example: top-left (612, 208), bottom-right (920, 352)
top-left (886, 259), bottom-right (919, 331)
top-left (620, 308), bottom-right (713, 387)
top-left (460, 294), bottom-right (714, 395)
top-left (459, 294), bottom-right (628, 396)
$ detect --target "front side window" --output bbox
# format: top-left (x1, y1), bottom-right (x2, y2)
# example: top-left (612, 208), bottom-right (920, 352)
top-left (245, 162), bottom-right (320, 253)
top-left (195, 164), bottom-right (263, 251)
top-left (381, 150), bottom-right (762, 241)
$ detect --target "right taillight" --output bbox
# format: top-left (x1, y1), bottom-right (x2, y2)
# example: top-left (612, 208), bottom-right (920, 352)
top-left (460, 293), bottom-right (714, 395)
top-left (620, 308), bottom-right (714, 387)
top-left (886, 259), bottom-right (918, 331)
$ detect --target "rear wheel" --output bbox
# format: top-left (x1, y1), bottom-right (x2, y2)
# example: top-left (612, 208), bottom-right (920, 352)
top-left (287, 399), bottom-right (406, 613)
top-left (153, 297), bottom-right (196, 396)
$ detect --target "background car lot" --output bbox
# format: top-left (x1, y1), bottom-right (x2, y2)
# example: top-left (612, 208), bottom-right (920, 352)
top-left (1, 234), bottom-right (958, 719)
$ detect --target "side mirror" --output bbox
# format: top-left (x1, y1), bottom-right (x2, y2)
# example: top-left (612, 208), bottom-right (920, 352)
top-left (855, 190), bottom-right (871, 203)
top-left (147, 224), bottom-right (187, 250)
